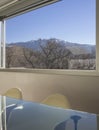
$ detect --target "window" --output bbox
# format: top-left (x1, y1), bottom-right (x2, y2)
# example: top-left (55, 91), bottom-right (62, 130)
top-left (3, 0), bottom-right (97, 70)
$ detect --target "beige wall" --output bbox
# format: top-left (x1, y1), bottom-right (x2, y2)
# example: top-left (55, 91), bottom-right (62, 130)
top-left (0, 71), bottom-right (99, 114)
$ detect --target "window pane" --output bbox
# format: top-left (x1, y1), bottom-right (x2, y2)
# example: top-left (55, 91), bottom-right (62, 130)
top-left (6, 0), bottom-right (96, 70)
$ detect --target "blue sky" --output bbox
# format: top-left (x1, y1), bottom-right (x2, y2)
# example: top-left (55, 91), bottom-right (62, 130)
top-left (6, 0), bottom-right (96, 45)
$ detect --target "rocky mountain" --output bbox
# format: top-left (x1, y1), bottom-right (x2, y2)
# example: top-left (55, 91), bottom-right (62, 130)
top-left (6, 38), bottom-right (96, 69)
top-left (7, 38), bottom-right (96, 56)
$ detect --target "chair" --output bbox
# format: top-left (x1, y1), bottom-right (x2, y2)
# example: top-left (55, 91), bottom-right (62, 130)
top-left (41, 93), bottom-right (71, 109)
top-left (3, 88), bottom-right (22, 99)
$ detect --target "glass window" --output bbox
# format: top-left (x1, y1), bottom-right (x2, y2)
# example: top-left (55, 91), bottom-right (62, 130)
top-left (6, 0), bottom-right (96, 70)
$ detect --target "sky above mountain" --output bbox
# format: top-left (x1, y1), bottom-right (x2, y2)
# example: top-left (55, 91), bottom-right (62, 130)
top-left (6, 0), bottom-right (96, 45)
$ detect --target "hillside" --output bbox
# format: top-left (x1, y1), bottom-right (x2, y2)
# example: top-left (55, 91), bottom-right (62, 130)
top-left (7, 38), bottom-right (96, 56)
top-left (6, 38), bottom-right (96, 69)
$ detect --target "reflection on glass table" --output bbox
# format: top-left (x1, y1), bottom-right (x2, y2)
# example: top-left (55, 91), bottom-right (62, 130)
top-left (0, 96), bottom-right (98, 130)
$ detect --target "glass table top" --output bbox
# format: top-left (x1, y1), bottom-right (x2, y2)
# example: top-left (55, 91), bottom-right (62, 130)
top-left (0, 96), bottom-right (98, 130)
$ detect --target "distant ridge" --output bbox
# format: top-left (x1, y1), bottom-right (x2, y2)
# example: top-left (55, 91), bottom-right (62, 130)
top-left (7, 38), bottom-right (96, 56)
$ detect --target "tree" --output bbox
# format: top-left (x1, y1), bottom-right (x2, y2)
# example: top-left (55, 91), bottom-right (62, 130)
top-left (6, 47), bottom-right (14, 68)
top-left (39, 39), bottom-right (72, 69)
top-left (17, 39), bottom-right (72, 69)
top-left (19, 47), bottom-right (41, 68)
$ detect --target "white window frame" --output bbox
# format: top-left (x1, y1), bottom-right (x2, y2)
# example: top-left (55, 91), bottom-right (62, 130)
top-left (0, 0), bottom-right (98, 76)
top-left (0, 20), bottom-right (6, 68)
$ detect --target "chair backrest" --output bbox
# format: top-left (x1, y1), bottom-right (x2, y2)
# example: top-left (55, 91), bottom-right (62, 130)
top-left (3, 88), bottom-right (22, 99)
top-left (41, 93), bottom-right (71, 109)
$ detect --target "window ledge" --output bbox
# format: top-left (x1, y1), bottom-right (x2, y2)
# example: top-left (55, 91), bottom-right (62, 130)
top-left (0, 68), bottom-right (99, 77)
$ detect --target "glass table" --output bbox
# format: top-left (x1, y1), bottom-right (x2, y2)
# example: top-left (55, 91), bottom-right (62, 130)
top-left (0, 96), bottom-right (98, 130)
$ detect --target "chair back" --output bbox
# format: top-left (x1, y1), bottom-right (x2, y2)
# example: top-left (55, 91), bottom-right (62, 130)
top-left (3, 88), bottom-right (22, 99)
top-left (41, 93), bottom-right (70, 109)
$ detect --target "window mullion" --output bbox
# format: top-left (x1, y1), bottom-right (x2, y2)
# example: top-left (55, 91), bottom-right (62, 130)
top-left (1, 20), bottom-right (6, 68)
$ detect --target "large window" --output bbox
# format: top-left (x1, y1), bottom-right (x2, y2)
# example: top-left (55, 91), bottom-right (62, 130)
top-left (5, 0), bottom-right (96, 70)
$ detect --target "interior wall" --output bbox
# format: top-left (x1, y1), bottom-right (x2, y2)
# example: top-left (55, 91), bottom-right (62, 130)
top-left (0, 71), bottom-right (99, 114)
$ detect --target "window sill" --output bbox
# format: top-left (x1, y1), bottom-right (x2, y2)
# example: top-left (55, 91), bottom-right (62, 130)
top-left (0, 68), bottom-right (99, 77)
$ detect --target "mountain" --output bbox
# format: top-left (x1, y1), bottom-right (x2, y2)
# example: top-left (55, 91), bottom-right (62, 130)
top-left (7, 38), bottom-right (96, 56)
top-left (6, 38), bottom-right (96, 69)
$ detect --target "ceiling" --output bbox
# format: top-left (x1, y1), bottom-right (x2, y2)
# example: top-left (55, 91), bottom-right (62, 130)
top-left (0, 0), bottom-right (60, 20)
